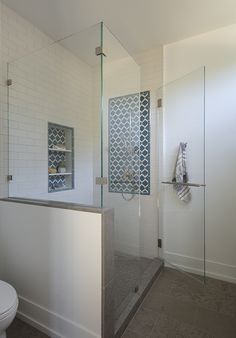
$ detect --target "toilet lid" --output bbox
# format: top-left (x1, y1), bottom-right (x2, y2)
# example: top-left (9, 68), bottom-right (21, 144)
top-left (0, 281), bottom-right (17, 315)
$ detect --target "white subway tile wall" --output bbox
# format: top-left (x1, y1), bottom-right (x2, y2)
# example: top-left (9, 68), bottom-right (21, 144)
top-left (0, 2), bottom-right (96, 204)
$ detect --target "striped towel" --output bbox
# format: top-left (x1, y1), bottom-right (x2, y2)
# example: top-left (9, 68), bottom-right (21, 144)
top-left (172, 142), bottom-right (191, 203)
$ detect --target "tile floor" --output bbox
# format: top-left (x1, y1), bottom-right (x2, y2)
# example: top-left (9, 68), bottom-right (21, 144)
top-left (7, 267), bottom-right (236, 338)
top-left (7, 318), bottom-right (49, 338)
top-left (122, 267), bottom-right (236, 338)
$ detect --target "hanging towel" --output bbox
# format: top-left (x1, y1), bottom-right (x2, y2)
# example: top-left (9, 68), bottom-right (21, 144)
top-left (172, 142), bottom-right (191, 203)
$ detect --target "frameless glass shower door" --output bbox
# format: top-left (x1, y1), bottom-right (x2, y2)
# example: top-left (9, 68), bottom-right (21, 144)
top-left (101, 24), bottom-right (142, 322)
top-left (158, 67), bottom-right (206, 280)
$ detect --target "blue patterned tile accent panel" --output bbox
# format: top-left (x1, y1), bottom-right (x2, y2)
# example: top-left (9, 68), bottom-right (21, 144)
top-left (48, 126), bottom-right (66, 191)
top-left (108, 91), bottom-right (150, 195)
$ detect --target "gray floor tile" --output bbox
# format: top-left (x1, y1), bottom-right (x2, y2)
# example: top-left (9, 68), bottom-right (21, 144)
top-left (169, 271), bottom-right (236, 317)
top-left (149, 312), bottom-right (170, 338)
top-left (170, 321), bottom-right (212, 338)
top-left (122, 329), bottom-right (145, 338)
top-left (128, 307), bottom-right (157, 336)
top-left (7, 318), bottom-right (49, 338)
top-left (149, 273), bottom-right (173, 296)
top-left (124, 267), bottom-right (236, 338)
top-left (205, 276), bottom-right (236, 297)
top-left (149, 312), bottom-right (212, 338)
top-left (195, 306), bottom-right (236, 338)
top-left (142, 291), bottom-right (198, 325)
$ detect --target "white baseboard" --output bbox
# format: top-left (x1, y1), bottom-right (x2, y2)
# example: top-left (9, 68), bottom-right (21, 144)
top-left (164, 251), bottom-right (236, 284)
top-left (17, 295), bottom-right (100, 338)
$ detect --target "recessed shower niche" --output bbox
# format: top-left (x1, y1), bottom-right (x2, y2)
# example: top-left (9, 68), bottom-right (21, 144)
top-left (48, 122), bottom-right (74, 192)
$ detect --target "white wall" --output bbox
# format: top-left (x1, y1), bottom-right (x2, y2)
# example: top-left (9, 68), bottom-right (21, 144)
top-left (163, 24), bottom-right (236, 283)
top-left (0, 201), bottom-right (102, 338)
top-left (0, 3), bottom-right (95, 204)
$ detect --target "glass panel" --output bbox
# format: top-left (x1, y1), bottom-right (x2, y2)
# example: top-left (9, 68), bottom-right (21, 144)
top-left (102, 24), bottom-right (142, 322)
top-left (7, 23), bottom-right (102, 206)
top-left (0, 1), bottom-right (10, 199)
top-left (158, 68), bottom-right (206, 281)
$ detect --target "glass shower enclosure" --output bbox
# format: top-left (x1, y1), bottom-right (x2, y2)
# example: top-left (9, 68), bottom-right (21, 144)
top-left (5, 18), bottom-right (160, 335)
top-left (157, 68), bottom-right (206, 281)
top-left (102, 24), bottom-right (142, 326)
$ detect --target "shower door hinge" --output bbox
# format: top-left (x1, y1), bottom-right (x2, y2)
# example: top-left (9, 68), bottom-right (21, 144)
top-left (157, 98), bottom-right (162, 108)
top-left (96, 177), bottom-right (108, 185)
top-left (7, 79), bottom-right (12, 86)
top-left (158, 238), bottom-right (162, 248)
top-left (95, 46), bottom-right (106, 57)
top-left (7, 175), bottom-right (13, 181)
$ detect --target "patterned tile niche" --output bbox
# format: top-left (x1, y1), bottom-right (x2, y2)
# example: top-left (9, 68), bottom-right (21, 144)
top-left (109, 91), bottom-right (150, 195)
top-left (48, 126), bottom-right (66, 191)
top-left (48, 123), bottom-right (74, 192)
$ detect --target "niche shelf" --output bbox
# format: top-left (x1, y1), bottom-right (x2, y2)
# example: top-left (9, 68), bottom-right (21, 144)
top-left (48, 173), bottom-right (72, 176)
top-left (48, 122), bottom-right (74, 193)
top-left (48, 148), bottom-right (72, 153)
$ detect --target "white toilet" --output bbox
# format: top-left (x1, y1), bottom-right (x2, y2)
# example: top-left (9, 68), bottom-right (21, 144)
top-left (0, 281), bottom-right (18, 338)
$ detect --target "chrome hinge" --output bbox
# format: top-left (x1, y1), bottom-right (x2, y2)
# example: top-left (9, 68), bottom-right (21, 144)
top-left (158, 238), bottom-right (162, 248)
top-left (7, 79), bottom-right (12, 86)
top-left (7, 175), bottom-right (13, 181)
top-left (95, 46), bottom-right (106, 57)
top-left (96, 177), bottom-right (108, 185)
top-left (157, 98), bottom-right (162, 108)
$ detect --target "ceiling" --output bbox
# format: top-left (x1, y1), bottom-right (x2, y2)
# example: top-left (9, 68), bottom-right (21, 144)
top-left (3, 0), bottom-right (236, 55)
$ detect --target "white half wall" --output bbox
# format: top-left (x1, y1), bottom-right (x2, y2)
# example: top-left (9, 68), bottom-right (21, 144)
top-left (0, 201), bottom-right (102, 338)
top-left (163, 24), bottom-right (236, 283)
